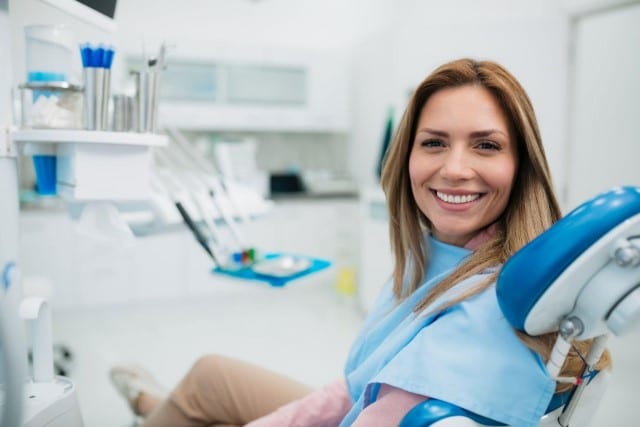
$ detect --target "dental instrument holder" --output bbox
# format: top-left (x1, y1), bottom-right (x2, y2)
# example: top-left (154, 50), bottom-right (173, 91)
top-left (81, 44), bottom-right (114, 131)
top-left (112, 94), bottom-right (135, 132)
top-left (133, 70), bottom-right (161, 133)
top-left (83, 66), bottom-right (110, 130)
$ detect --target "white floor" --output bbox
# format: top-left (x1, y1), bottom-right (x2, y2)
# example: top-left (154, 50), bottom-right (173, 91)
top-left (51, 275), bottom-right (363, 427)
top-left (50, 276), bottom-right (640, 427)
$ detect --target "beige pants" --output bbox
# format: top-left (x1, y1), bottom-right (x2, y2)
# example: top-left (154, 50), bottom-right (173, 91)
top-left (141, 354), bottom-right (313, 427)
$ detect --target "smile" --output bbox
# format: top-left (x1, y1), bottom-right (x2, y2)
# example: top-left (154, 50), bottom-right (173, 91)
top-left (435, 191), bottom-right (481, 204)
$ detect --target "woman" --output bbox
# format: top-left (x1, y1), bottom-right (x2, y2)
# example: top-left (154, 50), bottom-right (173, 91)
top-left (111, 58), bottom-right (607, 427)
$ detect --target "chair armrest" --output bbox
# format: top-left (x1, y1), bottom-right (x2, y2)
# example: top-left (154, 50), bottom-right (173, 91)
top-left (399, 399), bottom-right (506, 427)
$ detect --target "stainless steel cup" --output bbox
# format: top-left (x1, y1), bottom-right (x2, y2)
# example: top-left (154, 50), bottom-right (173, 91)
top-left (133, 70), bottom-right (161, 133)
top-left (83, 67), bottom-right (109, 130)
top-left (145, 71), bottom-right (160, 133)
top-left (112, 94), bottom-right (134, 131)
top-left (102, 69), bottom-right (111, 128)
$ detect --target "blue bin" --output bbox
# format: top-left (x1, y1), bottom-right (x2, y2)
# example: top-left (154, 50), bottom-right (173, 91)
top-left (32, 155), bottom-right (57, 196)
top-left (28, 72), bottom-right (64, 196)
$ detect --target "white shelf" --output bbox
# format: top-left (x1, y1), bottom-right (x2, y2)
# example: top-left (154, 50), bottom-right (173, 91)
top-left (12, 129), bottom-right (168, 147)
top-left (158, 103), bottom-right (349, 133)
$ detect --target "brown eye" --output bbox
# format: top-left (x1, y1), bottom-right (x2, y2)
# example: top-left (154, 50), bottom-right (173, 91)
top-left (476, 141), bottom-right (500, 151)
top-left (421, 139), bottom-right (444, 148)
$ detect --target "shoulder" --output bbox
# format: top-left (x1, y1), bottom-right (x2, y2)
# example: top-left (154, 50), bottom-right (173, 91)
top-left (420, 267), bottom-right (501, 316)
top-left (372, 276), bottom-right (554, 426)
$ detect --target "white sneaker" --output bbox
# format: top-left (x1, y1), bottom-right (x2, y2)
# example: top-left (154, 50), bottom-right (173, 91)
top-left (109, 364), bottom-right (167, 415)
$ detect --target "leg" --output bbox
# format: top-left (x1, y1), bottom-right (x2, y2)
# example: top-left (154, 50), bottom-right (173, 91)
top-left (141, 354), bottom-right (313, 427)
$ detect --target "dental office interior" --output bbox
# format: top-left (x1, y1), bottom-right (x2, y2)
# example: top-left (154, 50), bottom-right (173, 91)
top-left (2, 0), bottom-right (640, 426)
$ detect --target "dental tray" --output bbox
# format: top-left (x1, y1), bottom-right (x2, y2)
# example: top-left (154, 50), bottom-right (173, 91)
top-left (213, 252), bottom-right (331, 287)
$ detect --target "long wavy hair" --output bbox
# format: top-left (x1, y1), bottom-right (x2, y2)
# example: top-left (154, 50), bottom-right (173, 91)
top-left (380, 58), bottom-right (609, 391)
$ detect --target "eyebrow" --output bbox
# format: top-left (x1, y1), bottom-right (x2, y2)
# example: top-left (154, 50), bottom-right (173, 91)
top-left (417, 128), bottom-right (508, 138)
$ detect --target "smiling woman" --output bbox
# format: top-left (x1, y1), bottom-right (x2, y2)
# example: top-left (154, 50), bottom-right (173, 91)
top-left (409, 85), bottom-right (518, 247)
top-left (382, 59), bottom-right (561, 307)
top-left (108, 59), bottom-right (609, 427)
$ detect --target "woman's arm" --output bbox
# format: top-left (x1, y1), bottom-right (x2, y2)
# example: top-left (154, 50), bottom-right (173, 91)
top-left (351, 384), bottom-right (428, 427)
top-left (245, 379), bottom-right (352, 427)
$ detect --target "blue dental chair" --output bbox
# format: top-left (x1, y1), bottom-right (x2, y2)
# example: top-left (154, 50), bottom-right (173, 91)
top-left (400, 186), bottom-right (640, 427)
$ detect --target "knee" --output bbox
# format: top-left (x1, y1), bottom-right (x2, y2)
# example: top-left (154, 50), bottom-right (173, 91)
top-left (185, 354), bottom-right (234, 393)
top-left (190, 354), bottom-right (226, 378)
top-left (171, 355), bottom-right (229, 417)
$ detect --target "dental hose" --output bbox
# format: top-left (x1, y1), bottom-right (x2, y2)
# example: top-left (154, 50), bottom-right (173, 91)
top-left (174, 201), bottom-right (219, 265)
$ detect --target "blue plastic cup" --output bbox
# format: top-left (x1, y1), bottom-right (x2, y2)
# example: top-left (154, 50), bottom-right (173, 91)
top-left (32, 155), bottom-right (57, 195)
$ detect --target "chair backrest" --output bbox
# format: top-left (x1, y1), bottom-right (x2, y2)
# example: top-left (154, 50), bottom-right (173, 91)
top-left (400, 186), bottom-right (640, 427)
top-left (497, 186), bottom-right (640, 338)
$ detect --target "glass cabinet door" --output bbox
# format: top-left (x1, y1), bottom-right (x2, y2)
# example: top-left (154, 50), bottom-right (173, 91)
top-left (224, 64), bottom-right (307, 106)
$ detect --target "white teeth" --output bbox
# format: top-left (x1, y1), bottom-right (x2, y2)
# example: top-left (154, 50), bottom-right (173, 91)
top-left (436, 191), bottom-right (480, 204)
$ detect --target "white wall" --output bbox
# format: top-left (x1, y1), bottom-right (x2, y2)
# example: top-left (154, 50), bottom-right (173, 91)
top-left (348, 29), bottom-right (397, 186)
top-left (565, 2), bottom-right (640, 209)
top-left (110, 0), bottom-right (394, 92)
top-left (113, 0), bottom-right (395, 55)
top-left (350, 0), bottom-right (571, 191)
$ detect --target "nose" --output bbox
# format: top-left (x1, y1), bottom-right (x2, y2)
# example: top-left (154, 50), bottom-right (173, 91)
top-left (439, 146), bottom-right (474, 181)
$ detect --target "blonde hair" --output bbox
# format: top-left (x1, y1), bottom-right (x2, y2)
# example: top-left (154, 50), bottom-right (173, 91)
top-left (380, 58), bottom-right (609, 391)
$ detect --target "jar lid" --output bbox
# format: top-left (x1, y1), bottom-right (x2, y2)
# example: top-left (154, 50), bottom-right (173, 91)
top-left (19, 81), bottom-right (83, 92)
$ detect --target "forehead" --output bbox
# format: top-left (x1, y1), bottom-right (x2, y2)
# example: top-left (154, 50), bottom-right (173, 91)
top-left (416, 85), bottom-right (510, 132)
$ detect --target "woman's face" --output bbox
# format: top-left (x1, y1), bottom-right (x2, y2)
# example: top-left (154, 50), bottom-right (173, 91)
top-left (409, 84), bottom-right (518, 247)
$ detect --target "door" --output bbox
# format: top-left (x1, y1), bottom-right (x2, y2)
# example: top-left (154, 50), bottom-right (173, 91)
top-left (565, 3), bottom-right (640, 210)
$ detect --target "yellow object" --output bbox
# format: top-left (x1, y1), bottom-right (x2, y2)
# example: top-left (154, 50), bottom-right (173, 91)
top-left (335, 267), bottom-right (357, 296)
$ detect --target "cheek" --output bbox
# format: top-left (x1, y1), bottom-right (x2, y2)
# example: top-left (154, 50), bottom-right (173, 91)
top-left (408, 152), bottom-right (427, 186)
top-left (407, 157), bottom-right (423, 200)
top-left (492, 166), bottom-right (516, 204)
top-left (487, 159), bottom-right (517, 193)
top-left (408, 156), bottom-right (419, 187)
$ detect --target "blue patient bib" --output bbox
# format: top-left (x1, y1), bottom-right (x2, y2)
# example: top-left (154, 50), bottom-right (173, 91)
top-left (340, 236), bottom-right (555, 427)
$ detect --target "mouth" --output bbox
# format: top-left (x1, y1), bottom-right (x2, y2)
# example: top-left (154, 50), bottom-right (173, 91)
top-left (434, 190), bottom-right (481, 204)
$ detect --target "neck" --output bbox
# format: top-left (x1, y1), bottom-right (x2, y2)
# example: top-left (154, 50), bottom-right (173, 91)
top-left (463, 223), bottom-right (498, 250)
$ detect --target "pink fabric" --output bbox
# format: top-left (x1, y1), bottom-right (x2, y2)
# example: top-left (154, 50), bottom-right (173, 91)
top-left (464, 223), bottom-right (497, 250)
top-left (246, 380), bottom-right (427, 427)
top-left (352, 384), bottom-right (427, 426)
top-left (245, 381), bottom-right (428, 427)
top-left (245, 379), bottom-right (351, 427)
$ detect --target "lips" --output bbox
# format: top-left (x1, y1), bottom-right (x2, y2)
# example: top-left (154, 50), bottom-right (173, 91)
top-left (435, 190), bottom-right (481, 204)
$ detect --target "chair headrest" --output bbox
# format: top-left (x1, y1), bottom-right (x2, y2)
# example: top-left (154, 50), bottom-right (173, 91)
top-left (497, 186), bottom-right (640, 336)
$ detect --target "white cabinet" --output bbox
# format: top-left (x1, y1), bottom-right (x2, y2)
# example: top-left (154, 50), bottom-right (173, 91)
top-left (154, 49), bottom-right (351, 132)
top-left (358, 187), bottom-right (392, 313)
top-left (19, 197), bottom-right (360, 309)
top-left (13, 129), bottom-right (167, 200)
